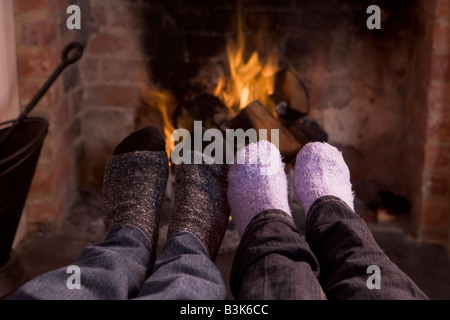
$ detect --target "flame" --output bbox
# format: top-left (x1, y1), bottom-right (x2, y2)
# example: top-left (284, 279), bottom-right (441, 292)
top-left (214, 8), bottom-right (279, 112)
top-left (140, 86), bottom-right (176, 160)
top-left (141, 8), bottom-right (280, 159)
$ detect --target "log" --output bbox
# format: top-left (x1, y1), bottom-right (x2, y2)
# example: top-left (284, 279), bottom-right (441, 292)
top-left (230, 100), bottom-right (302, 161)
top-left (273, 67), bottom-right (310, 119)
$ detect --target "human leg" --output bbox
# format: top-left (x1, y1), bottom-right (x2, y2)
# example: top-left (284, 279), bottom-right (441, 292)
top-left (305, 196), bottom-right (429, 300)
top-left (228, 141), bottom-right (323, 300)
top-left (136, 128), bottom-right (230, 300)
top-left (10, 126), bottom-right (168, 300)
top-left (294, 142), bottom-right (429, 300)
top-left (135, 231), bottom-right (228, 300)
top-left (10, 224), bottom-right (155, 300)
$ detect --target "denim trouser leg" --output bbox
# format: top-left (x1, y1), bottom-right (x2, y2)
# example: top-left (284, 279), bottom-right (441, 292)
top-left (136, 231), bottom-right (228, 300)
top-left (230, 210), bottom-right (324, 300)
top-left (10, 223), bottom-right (154, 300)
top-left (306, 196), bottom-right (429, 300)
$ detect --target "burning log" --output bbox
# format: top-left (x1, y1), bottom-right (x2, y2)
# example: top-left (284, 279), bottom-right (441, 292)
top-left (271, 67), bottom-right (328, 145)
top-left (230, 100), bottom-right (302, 161)
top-left (273, 66), bottom-right (310, 120)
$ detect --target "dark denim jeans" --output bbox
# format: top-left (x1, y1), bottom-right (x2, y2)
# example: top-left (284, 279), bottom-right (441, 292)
top-left (10, 224), bottom-right (228, 300)
top-left (10, 196), bottom-right (428, 300)
top-left (230, 210), bottom-right (324, 299)
top-left (231, 196), bottom-right (429, 300)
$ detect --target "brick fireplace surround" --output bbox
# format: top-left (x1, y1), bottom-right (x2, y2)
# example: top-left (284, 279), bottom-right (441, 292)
top-left (2, 0), bottom-right (449, 249)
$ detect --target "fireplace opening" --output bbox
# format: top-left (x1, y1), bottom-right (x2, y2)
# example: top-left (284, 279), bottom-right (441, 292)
top-left (133, 0), bottom-right (424, 231)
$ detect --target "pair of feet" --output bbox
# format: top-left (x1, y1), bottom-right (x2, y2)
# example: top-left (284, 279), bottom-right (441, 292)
top-left (228, 140), bottom-right (355, 237)
top-left (102, 126), bottom-right (354, 261)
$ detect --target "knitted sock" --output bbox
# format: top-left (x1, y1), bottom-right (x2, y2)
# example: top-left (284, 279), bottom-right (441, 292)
top-left (293, 142), bottom-right (354, 215)
top-left (227, 140), bottom-right (292, 238)
top-left (167, 128), bottom-right (230, 261)
top-left (113, 125), bottom-right (166, 156)
top-left (103, 126), bottom-right (169, 249)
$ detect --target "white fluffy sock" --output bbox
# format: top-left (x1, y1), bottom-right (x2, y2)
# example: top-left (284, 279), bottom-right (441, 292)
top-left (227, 140), bottom-right (292, 237)
top-left (293, 142), bottom-right (354, 215)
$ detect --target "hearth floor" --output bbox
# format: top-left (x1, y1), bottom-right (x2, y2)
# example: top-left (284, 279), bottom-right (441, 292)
top-left (9, 195), bottom-right (450, 300)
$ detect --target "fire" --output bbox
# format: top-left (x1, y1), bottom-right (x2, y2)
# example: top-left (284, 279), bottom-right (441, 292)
top-left (140, 86), bottom-right (176, 159)
top-left (141, 8), bottom-right (280, 158)
top-left (214, 9), bottom-right (279, 113)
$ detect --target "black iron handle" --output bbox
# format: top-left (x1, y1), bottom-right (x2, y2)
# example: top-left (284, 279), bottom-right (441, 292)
top-left (22, 42), bottom-right (84, 118)
top-left (61, 42), bottom-right (84, 66)
top-left (0, 42), bottom-right (84, 149)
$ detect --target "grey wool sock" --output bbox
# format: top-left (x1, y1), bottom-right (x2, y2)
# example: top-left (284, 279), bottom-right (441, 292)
top-left (102, 126), bottom-right (169, 249)
top-left (167, 128), bottom-right (230, 261)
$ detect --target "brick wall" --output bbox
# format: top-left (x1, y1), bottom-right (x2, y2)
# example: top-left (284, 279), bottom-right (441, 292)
top-left (76, 0), bottom-right (156, 190)
top-left (416, 0), bottom-right (450, 244)
top-left (12, 0), bottom-right (168, 234)
top-left (14, 0), bottom-right (82, 227)
top-left (403, 0), bottom-right (450, 245)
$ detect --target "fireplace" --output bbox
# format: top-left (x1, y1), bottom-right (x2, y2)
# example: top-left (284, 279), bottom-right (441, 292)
top-left (6, 0), bottom-right (450, 247)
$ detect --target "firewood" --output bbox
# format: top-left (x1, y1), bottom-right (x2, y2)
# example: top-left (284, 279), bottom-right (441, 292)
top-left (273, 67), bottom-right (309, 119)
top-left (230, 100), bottom-right (302, 160)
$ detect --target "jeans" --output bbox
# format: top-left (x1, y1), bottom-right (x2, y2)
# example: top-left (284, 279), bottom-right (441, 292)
top-left (10, 196), bottom-right (428, 300)
top-left (10, 223), bottom-right (228, 300)
top-left (231, 196), bottom-right (428, 300)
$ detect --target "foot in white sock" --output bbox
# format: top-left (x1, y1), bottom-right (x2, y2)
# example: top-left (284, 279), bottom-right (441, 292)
top-left (293, 142), bottom-right (354, 215)
top-left (227, 140), bottom-right (292, 237)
